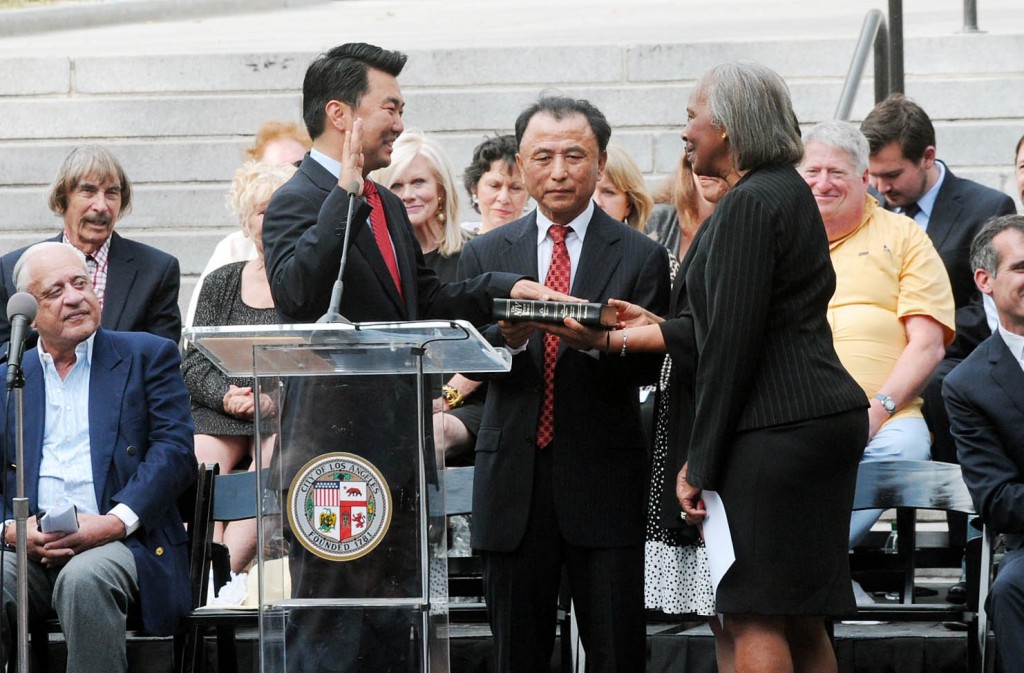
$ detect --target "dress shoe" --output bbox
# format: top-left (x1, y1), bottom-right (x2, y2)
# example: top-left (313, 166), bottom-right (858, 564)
top-left (947, 581), bottom-right (967, 605)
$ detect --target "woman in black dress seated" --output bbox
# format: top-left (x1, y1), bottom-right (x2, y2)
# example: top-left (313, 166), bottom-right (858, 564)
top-left (548, 62), bottom-right (868, 673)
top-left (183, 160), bottom-right (295, 572)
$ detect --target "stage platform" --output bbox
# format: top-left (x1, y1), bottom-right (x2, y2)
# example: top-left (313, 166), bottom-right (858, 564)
top-left (30, 613), bottom-right (996, 673)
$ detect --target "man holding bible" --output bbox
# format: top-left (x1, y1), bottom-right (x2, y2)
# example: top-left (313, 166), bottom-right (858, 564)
top-left (0, 242), bottom-right (196, 673)
top-left (458, 95), bottom-right (670, 673)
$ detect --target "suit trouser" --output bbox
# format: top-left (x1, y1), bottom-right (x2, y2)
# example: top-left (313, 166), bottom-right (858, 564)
top-left (482, 447), bottom-right (645, 673)
top-left (0, 541), bottom-right (138, 673)
top-left (988, 546), bottom-right (1024, 667)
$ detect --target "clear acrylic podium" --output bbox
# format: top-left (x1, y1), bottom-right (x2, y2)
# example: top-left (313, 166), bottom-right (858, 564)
top-left (185, 320), bottom-right (511, 673)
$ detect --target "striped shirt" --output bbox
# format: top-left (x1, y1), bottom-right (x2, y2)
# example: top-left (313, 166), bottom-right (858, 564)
top-left (63, 234), bottom-right (110, 306)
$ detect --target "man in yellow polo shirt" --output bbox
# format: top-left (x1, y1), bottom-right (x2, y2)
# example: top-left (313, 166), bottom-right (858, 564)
top-left (799, 120), bottom-right (956, 546)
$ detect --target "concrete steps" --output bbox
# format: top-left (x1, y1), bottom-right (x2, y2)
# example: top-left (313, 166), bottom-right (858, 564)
top-left (0, 8), bottom-right (1021, 315)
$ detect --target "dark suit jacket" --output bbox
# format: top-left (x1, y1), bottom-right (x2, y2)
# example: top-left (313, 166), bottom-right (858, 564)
top-left (944, 332), bottom-right (1024, 551)
top-left (886, 162), bottom-right (1016, 356)
top-left (261, 154), bottom-right (525, 491)
top-left (262, 153), bottom-right (522, 325)
top-left (0, 232), bottom-right (182, 358)
top-left (669, 164), bottom-right (867, 490)
top-left (459, 207), bottom-right (671, 552)
top-left (1, 329), bottom-right (196, 635)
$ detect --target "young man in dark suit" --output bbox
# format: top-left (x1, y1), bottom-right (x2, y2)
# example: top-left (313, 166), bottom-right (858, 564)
top-left (862, 95), bottom-right (1017, 586)
top-left (0, 146), bottom-right (182, 358)
top-left (458, 96), bottom-right (670, 673)
top-left (944, 214), bottom-right (1024, 666)
top-left (260, 43), bottom-right (558, 673)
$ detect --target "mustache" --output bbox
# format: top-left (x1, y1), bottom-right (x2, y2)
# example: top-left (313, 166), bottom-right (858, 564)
top-left (82, 213), bottom-right (113, 226)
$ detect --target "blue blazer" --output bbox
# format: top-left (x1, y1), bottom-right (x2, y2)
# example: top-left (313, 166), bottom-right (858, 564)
top-left (2, 329), bottom-right (196, 635)
top-left (944, 331), bottom-right (1024, 551)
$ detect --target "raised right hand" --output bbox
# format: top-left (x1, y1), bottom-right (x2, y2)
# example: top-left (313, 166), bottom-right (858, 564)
top-left (338, 117), bottom-right (365, 195)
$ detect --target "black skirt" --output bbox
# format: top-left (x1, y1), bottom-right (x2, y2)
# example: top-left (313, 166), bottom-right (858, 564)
top-left (714, 407), bottom-right (867, 616)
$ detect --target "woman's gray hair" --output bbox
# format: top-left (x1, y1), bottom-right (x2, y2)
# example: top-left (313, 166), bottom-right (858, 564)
top-left (698, 62), bottom-right (804, 171)
top-left (13, 242), bottom-right (88, 293)
top-left (802, 120), bottom-right (870, 175)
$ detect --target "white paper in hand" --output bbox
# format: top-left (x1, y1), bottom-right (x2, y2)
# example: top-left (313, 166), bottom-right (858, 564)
top-left (700, 490), bottom-right (735, 599)
top-left (39, 503), bottom-right (79, 534)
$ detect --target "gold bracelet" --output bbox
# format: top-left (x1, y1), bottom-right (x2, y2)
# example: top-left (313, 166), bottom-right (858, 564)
top-left (442, 385), bottom-right (465, 409)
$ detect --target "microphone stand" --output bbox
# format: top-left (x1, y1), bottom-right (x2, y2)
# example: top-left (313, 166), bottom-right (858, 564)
top-left (317, 189), bottom-right (358, 325)
top-left (8, 364), bottom-right (30, 673)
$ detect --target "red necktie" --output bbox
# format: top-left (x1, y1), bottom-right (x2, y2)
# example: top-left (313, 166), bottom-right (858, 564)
top-left (362, 179), bottom-right (403, 300)
top-left (537, 224), bottom-right (572, 449)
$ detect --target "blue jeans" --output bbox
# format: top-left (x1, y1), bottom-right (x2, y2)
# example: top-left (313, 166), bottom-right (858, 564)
top-left (849, 417), bottom-right (931, 548)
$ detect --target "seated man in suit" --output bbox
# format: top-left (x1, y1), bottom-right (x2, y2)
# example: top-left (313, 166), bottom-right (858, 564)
top-left (0, 145), bottom-right (183, 358)
top-left (944, 214), bottom-right (1024, 667)
top-left (459, 95), bottom-right (670, 673)
top-left (0, 242), bottom-right (196, 673)
top-left (798, 120), bottom-right (955, 547)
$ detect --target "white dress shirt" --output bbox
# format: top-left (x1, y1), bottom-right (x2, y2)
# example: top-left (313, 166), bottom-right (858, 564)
top-left (36, 334), bottom-right (138, 534)
top-left (535, 200), bottom-right (594, 290)
top-left (999, 325), bottom-right (1024, 374)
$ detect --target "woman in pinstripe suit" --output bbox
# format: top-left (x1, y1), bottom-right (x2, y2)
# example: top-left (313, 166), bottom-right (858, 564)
top-left (550, 62), bottom-right (868, 673)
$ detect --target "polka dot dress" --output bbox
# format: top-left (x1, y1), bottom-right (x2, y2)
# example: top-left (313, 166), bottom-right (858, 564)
top-left (644, 356), bottom-right (715, 616)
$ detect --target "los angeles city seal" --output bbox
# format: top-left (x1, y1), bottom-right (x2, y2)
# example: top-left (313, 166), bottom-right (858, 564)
top-left (287, 452), bottom-right (392, 562)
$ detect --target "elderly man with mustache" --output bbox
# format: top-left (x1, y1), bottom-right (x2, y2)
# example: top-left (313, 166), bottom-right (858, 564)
top-left (0, 146), bottom-right (182, 357)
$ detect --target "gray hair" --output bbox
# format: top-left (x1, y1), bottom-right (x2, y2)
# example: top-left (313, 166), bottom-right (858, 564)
top-left (970, 214), bottom-right (1024, 276)
top-left (697, 62), bottom-right (803, 171)
top-left (48, 145), bottom-right (132, 218)
top-left (802, 120), bottom-right (870, 175)
top-left (13, 242), bottom-right (89, 293)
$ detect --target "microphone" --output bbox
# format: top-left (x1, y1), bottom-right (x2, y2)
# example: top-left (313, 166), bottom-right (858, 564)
top-left (6, 292), bottom-right (38, 389)
top-left (317, 184), bottom-right (359, 324)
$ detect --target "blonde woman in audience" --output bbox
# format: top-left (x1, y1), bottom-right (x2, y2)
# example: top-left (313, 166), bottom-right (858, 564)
top-left (646, 153), bottom-right (728, 273)
top-left (592, 141), bottom-right (654, 231)
top-left (183, 160), bottom-right (295, 572)
top-left (372, 130), bottom-right (483, 465)
top-left (372, 129), bottom-right (466, 282)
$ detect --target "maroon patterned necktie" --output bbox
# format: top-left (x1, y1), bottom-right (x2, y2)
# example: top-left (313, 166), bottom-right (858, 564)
top-left (362, 178), bottom-right (403, 299)
top-left (536, 224), bottom-right (572, 449)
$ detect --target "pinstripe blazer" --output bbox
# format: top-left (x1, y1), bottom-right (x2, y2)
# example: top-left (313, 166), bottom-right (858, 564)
top-left (667, 164), bottom-right (866, 491)
top-left (460, 207), bottom-right (671, 551)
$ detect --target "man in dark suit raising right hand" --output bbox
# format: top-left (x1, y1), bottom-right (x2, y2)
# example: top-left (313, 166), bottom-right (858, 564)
top-left (259, 43), bottom-right (562, 673)
top-left (459, 96), bottom-right (670, 673)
